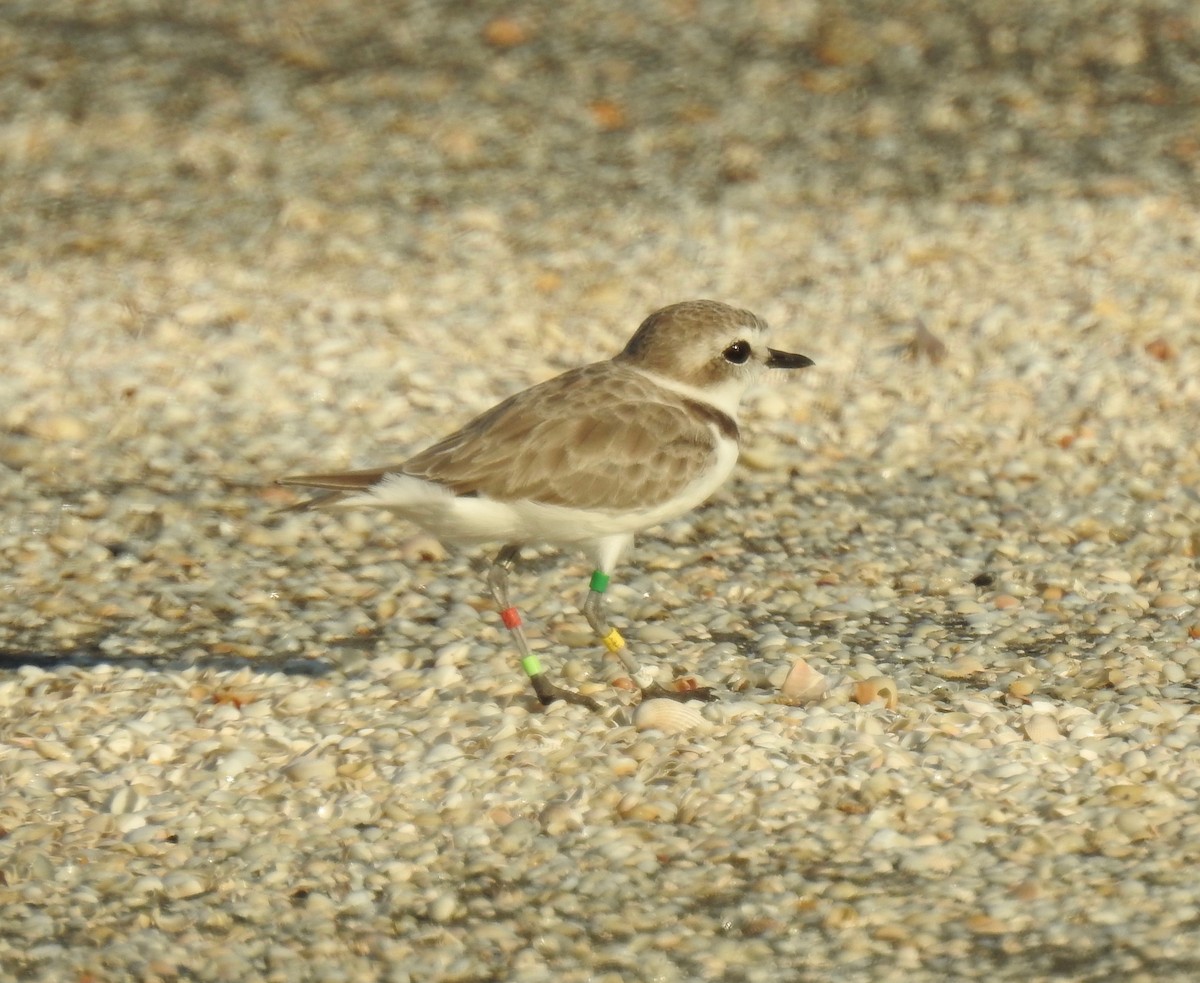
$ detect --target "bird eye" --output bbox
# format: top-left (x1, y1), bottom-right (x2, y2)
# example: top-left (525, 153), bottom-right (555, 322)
top-left (723, 340), bottom-right (752, 364)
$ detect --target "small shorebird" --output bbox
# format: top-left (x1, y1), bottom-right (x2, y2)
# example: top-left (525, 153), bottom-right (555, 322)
top-left (280, 299), bottom-right (813, 710)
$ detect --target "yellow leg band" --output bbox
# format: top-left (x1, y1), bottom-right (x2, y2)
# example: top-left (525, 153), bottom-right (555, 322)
top-left (601, 628), bottom-right (625, 654)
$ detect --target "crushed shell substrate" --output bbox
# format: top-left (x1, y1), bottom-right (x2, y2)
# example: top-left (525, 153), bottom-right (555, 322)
top-left (2, 1), bottom-right (1200, 981)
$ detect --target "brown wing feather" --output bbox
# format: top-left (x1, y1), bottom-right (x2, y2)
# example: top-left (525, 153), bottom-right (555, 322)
top-left (404, 363), bottom-right (725, 511)
top-left (280, 363), bottom-right (730, 512)
top-left (276, 466), bottom-right (395, 511)
top-left (278, 466), bottom-right (395, 491)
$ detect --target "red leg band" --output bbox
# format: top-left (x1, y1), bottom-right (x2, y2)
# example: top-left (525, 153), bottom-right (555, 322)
top-left (500, 607), bottom-right (522, 630)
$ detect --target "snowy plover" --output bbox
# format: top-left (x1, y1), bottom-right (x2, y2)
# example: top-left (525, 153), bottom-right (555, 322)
top-left (280, 299), bottom-right (813, 710)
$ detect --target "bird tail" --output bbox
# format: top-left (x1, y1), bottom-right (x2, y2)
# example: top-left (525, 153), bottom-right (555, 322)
top-left (274, 467), bottom-right (395, 513)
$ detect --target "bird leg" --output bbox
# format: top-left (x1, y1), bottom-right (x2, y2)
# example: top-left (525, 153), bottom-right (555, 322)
top-left (582, 569), bottom-right (715, 703)
top-left (487, 545), bottom-right (599, 711)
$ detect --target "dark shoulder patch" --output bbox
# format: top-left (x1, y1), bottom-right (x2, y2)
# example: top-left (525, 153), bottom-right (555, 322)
top-left (681, 399), bottom-right (739, 442)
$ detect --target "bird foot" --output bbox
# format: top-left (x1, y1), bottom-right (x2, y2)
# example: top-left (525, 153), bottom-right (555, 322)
top-left (640, 682), bottom-right (717, 704)
top-left (529, 674), bottom-right (602, 712)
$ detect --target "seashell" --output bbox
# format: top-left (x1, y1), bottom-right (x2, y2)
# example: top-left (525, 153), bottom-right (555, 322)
top-left (779, 659), bottom-right (828, 704)
top-left (539, 801), bottom-right (583, 836)
top-left (282, 755), bottom-right (337, 783)
top-left (633, 698), bottom-right (710, 735)
top-left (623, 800), bottom-right (677, 823)
top-left (852, 677), bottom-right (899, 709)
top-left (1024, 713), bottom-right (1061, 744)
top-left (396, 532), bottom-right (447, 562)
top-left (487, 806), bottom-right (515, 826)
top-left (104, 786), bottom-right (147, 816)
top-left (939, 655), bottom-right (986, 679)
top-left (162, 871), bottom-right (207, 900)
top-left (1007, 676), bottom-right (1037, 700)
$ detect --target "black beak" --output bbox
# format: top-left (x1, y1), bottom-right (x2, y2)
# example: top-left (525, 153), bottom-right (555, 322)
top-left (766, 348), bottom-right (814, 369)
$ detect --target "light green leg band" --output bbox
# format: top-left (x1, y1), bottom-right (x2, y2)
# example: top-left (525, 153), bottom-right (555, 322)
top-left (520, 655), bottom-right (542, 678)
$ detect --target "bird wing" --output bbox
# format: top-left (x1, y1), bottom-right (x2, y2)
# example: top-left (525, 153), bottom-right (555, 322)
top-left (283, 363), bottom-right (734, 513)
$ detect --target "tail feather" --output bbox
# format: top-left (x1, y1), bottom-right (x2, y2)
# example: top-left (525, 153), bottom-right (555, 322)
top-left (275, 467), bottom-right (396, 512)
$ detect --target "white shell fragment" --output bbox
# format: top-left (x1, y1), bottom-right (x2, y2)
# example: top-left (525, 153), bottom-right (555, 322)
top-left (779, 658), bottom-right (828, 704)
top-left (633, 699), bottom-right (712, 734)
top-left (852, 677), bottom-right (899, 709)
top-left (1024, 713), bottom-right (1062, 744)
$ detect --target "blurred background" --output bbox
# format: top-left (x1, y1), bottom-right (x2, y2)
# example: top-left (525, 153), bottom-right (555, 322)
top-left (5, 0), bottom-right (1198, 238)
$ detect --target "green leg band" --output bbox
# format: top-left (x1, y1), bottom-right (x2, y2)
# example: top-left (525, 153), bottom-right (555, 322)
top-left (520, 655), bottom-right (542, 678)
top-left (589, 570), bottom-right (610, 593)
